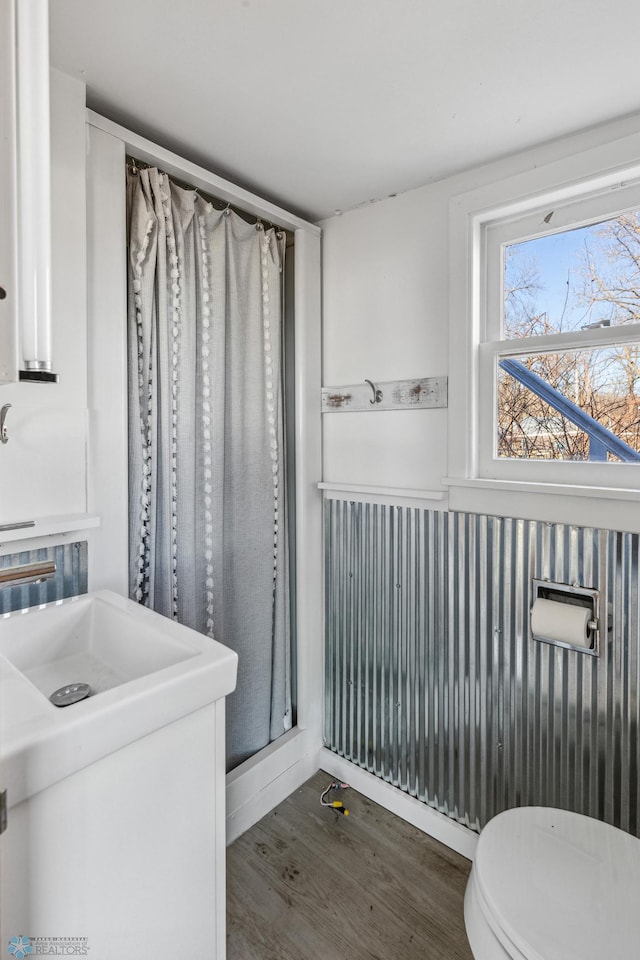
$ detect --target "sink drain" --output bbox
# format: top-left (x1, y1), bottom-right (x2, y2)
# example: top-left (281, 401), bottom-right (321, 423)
top-left (49, 682), bottom-right (92, 707)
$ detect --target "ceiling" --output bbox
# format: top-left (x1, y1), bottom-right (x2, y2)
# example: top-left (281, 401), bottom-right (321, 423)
top-left (50, 0), bottom-right (640, 223)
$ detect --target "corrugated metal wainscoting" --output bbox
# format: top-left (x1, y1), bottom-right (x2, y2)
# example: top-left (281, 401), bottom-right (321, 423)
top-left (0, 541), bottom-right (88, 614)
top-left (324, 500), bottom-right (640, 836)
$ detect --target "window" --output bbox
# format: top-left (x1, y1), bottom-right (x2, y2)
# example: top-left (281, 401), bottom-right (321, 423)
top-left (478, 180), bottom-right (640, 489)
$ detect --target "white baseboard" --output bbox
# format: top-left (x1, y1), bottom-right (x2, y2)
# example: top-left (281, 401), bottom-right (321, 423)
top-left (225, 736), bottom-right (479, 861)
top-left (225, 727), bottom-right (320, 844)
top-left (318, 748), bottom-right (478, 861)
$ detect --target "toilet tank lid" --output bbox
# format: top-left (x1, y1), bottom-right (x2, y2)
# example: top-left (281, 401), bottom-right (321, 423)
top-left (474, 807), bottom-right (640, 960)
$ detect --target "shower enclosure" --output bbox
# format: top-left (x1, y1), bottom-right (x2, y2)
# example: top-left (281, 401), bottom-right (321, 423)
top-left (86, 112), bottom-right (323, 836)
top-left (126, 164), bottom-right (292, 769)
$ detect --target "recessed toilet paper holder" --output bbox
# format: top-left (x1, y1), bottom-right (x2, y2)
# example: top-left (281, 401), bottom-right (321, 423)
top-left (531, 579), bottom-right (600, 656)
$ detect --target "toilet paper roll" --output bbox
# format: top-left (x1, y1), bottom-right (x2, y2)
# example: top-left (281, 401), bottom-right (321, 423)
top-left (530, 598), bottom-right (593, 649)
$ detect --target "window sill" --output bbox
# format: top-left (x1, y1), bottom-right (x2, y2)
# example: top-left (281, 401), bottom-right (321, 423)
top-left (443, 477), bottom-right (640, 502)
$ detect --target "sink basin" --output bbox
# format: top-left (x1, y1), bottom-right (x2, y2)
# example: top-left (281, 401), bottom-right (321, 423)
top-left (1, 591), bottom-right (198, 698)
top-left (0, 590), bottom-right (238, 806)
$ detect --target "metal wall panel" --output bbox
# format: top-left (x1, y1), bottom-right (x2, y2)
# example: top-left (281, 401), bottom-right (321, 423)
top-left (0, 541), bottom-right (88, 614)
top-left (324, 501), bottom-right (640, 836)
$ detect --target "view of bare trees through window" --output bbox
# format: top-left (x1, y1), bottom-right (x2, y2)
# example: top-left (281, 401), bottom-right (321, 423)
top-left (498, 211), bottom-right (640, 461)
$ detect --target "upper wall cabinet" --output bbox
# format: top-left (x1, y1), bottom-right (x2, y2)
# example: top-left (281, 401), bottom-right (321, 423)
top-left (0, 0), bottom-right (56, 385)
top-left (0, 0), bottom-right (19, 383)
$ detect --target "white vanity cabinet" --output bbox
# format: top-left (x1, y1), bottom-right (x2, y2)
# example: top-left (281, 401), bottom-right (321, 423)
top-left (2, 702), bottom-right (231, 958)
top-left (0, 591), bottom-right (238, 959)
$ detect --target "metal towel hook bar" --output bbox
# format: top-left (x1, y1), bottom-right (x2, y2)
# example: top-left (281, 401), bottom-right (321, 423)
top-left (0, 560), bottom-right (57, 589)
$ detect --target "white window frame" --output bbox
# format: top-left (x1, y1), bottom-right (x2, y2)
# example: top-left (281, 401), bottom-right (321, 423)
top-left (447, 133), bottom-right (640, 530)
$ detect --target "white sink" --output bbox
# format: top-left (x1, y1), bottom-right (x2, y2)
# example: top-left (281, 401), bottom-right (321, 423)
top-left (1, 591), bottom-right (198, 697)
top-left (0, 590), bottom-right (238, 805)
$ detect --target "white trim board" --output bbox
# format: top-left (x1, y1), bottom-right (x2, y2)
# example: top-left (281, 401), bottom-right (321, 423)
top-left (86, 110), bottom-right (320, 236)
top-left (0, 514), bottom-right (99, 554)
top-left (86, 124), bottom-right (128, 596)
top-left (319, 748), bottom-right (478, 861)
top-left (319, 482), bottom-right (448, 509)
top-left (226, 728), bottom-right (320, 844)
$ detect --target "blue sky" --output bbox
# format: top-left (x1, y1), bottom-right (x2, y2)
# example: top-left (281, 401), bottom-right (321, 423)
top-left (506, 223), bottom-right (602, 333)
top-left (503, 216), bottom-right (640, 403)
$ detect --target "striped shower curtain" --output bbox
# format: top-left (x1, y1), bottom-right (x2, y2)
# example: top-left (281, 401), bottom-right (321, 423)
top-left (127, 167), bottom-right (291, 769)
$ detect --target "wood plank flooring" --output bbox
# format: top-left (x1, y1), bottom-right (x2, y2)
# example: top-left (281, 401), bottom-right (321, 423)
top-left (227, 769), bottom-right (474, 960)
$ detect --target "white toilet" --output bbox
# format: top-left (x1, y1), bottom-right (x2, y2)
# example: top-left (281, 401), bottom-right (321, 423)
top-left (464, 806), bottom-right (640, 960)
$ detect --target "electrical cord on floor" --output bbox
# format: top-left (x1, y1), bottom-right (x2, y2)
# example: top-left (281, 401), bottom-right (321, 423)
top-left (320, 780), bottom-right (350, 816)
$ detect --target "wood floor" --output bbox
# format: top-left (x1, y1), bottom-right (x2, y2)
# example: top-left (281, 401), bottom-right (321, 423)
top-left (227, 769), bottom-right (474, 960)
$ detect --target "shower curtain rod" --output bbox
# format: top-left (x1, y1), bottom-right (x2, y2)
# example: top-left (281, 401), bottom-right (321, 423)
top-left (126, 155), bottom-right (289, 239)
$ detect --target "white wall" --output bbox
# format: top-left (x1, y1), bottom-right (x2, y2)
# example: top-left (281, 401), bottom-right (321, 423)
top-left (0, 70), bottom-right (87, 526)
top-left (321, 188), bottom-right (449, 492)
top-left (320, 112), bottom-right (640, 514)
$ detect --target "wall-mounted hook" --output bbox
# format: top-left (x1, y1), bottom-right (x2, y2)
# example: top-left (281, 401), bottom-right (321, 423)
top-left (364, 379), bottom-right (383, 404)
top-left (322, 375), bottom-right (448, 413)
top-left (0, 404), bottom-right (11, 444)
